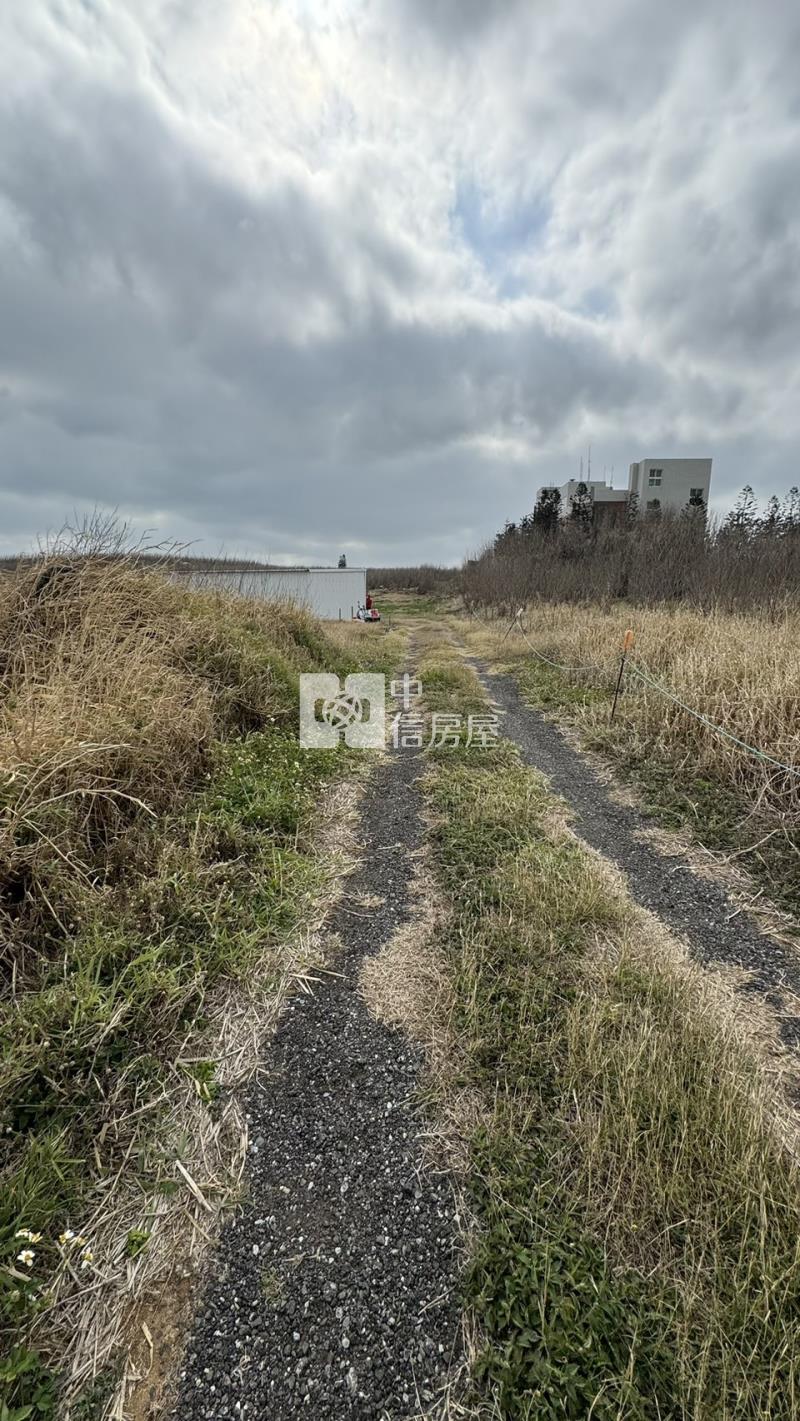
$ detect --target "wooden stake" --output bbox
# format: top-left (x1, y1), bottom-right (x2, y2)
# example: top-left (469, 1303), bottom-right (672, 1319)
top-left (611, 629), bottom-right (634, 722)
top-left (500, 606), bottom-right (525, 644)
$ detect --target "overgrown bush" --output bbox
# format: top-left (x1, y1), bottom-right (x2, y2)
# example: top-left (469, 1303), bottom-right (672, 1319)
top-left (464, 489), bottom-right (800, 615)
top-left (368, 563), bottom-right (457, 594)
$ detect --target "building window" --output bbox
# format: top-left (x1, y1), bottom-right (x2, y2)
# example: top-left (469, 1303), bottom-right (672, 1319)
top-left (690, 487), bottom-right (703, 499)
top-left (648, 468), bottom-right (663, 487)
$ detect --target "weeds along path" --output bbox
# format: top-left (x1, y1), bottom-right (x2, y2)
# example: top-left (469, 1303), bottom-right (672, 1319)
top-left (413, 613), bottom-right (800, 1415)
top-left (170, 742), bottom-right (461, 1421)
top-left (465, 650), bottom-right (800, 1050)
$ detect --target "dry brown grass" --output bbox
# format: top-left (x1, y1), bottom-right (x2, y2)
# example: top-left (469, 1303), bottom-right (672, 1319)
top-left (0, 550), bottom-right (387, 1418)
top-left (457, 603), bottom-right (800, 810)
top-left (0, 556), bottom-right (342, 975)
top-left (451, 604), bottom-right (800, 924)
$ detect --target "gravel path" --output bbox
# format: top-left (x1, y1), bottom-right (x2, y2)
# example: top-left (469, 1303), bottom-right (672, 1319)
top-left (478, 664), bottom-right (800, 1049)
top-left (171, 748), bottom-right (461, 1420)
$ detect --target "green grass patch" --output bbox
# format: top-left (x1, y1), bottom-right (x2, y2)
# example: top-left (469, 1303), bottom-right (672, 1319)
top-left (0, 725), bottom-right (353, 1412)
top-left (376, 594), bottom-right (445, 618)
top-left (414, 652), bottom-right (496, 750)
top-left (419, 663), bottom-right (488, 722)
top-left (515, 658), bottom-right (610, 712)
top-left (425, 738), bottom-right (800, 1418)
top-left (353, 628), bottom-right (408, 681)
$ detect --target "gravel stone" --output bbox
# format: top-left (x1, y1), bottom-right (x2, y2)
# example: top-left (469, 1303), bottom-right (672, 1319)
top-left (171, 747), bottom-right (461, 1420)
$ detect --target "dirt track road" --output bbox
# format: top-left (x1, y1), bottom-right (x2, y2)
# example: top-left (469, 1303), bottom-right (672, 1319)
top-left (167, 615), bottom-right (800, 1419)
top-left (170, 731), bottom-right (461, 1421)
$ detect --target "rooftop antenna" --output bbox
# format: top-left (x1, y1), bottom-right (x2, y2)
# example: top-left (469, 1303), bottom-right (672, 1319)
top-left (587, 443), bottom-right (592, 481)
top-left (579, 454), bottom-right (584, 480)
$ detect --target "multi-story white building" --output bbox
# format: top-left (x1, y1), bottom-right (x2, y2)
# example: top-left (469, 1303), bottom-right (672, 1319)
top-left (546, 457), bottom-right (712, 521)
top-left (628, 458), bottom-right (712, 512)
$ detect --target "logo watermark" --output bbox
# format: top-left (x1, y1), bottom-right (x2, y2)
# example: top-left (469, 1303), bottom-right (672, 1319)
top-left (299, 673), bottom-right (386, 749)
top-left (299, 671), bottom-right (499, 751)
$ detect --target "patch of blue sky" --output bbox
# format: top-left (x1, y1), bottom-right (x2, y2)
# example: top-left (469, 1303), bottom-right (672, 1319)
top-left (576, 286), bottom-right (619, 319)
top-left (452, 177), bottom-right (551, 283)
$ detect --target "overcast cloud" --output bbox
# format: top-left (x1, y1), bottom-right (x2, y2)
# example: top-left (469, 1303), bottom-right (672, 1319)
top-left (1, 0), bottom-right (799, 565)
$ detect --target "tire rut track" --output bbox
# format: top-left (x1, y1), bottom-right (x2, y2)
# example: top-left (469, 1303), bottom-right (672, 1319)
top-left (472, 657), bottom-right (800, 1053)
top-left (170, 745), bottom-right (461, 1420)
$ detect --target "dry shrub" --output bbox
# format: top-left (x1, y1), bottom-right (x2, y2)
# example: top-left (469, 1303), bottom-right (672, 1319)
top-left (369, 564), bottom-right (458, 595)
top-left (463, 508), bottom-right (800, 616)
top-left (0, 554), bottom-right (337, 982)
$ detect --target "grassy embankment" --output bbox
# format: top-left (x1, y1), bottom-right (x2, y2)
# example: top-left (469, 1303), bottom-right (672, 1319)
top-left (0, 557), bottom-right (399, 1417)
top-left (456, 603), bottom-right (800, 920)
top-left (416, 645), bottom-right (800, 1419)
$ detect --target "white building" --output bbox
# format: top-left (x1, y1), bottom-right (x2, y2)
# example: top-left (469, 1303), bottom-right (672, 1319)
top-left (546, 457), bottom-right (713, 521)
top-left (177, 565), bottom-right (367, 620)
top-left (628, 458), bottom-right (712, 512)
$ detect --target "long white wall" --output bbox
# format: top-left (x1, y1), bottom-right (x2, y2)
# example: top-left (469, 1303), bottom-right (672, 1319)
top-left (177, 567), bottom-right (367, 620)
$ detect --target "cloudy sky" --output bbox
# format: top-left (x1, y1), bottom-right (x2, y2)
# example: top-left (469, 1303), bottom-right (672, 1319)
top-left (1, 0), bottom-right (799, 565)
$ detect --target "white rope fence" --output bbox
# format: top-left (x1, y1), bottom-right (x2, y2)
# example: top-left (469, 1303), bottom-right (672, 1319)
top-left (497, 607), bottom-right (800, 781)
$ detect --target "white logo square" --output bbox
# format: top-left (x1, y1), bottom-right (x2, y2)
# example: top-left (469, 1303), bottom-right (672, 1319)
top-left (299, 673), bottom-right (386, 749)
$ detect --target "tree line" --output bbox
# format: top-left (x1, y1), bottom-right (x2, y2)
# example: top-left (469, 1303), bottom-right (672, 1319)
top-left (462, 484), bottom-right (800, 613)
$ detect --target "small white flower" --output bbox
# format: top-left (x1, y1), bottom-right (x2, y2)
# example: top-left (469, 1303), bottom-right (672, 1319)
top-left (59, 1229), bottom-right (76, 1246)
top-left (17, 1249), bottom-right (34, 1267)
top-left (79, 1248), bottom-right (94, 1269)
